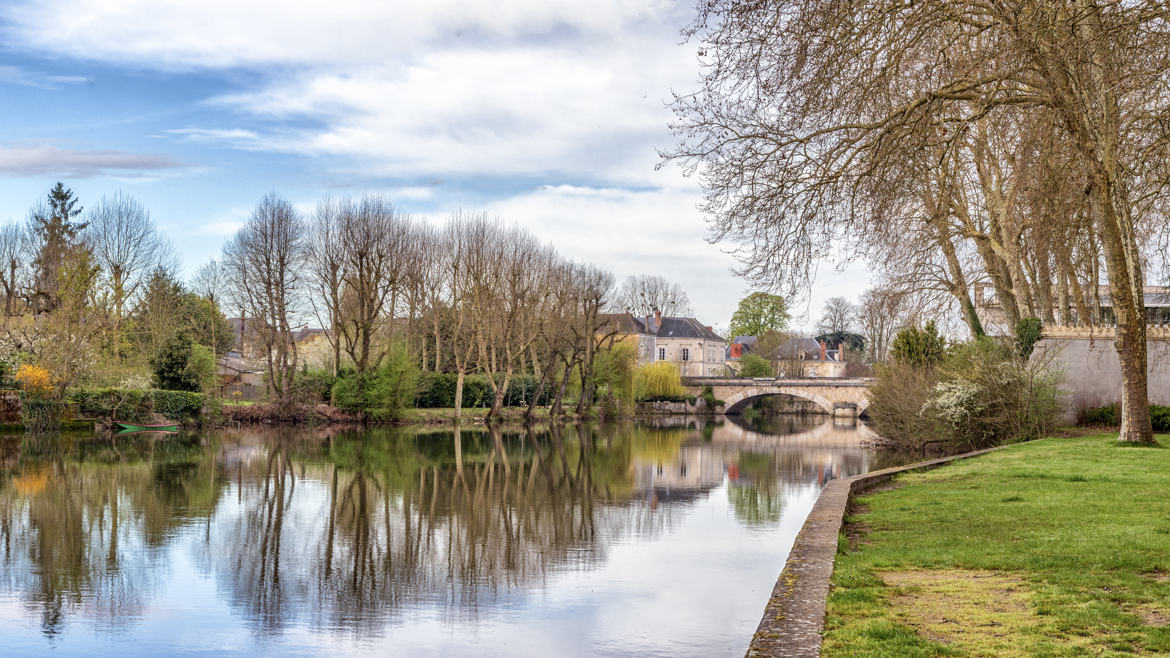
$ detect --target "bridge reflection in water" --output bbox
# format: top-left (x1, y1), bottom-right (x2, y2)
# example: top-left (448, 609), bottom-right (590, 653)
top-left (0, 418), bottom-right (907, 657)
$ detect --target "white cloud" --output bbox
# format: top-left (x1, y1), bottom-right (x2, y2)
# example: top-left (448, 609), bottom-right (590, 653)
top-left (0, 64), bottom-right (87, 88)
top-left (3, 1), bottom-right (673, 68)
top-left (166, 128), bottom-right (263, 147)
top-left (4, 0), bottom-right (695, 185)
top-left (0, 144), bottom-right (185, 178)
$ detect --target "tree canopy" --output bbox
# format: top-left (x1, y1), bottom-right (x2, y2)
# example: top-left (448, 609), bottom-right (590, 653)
top-left (728, 292), bottom-right (789, 338)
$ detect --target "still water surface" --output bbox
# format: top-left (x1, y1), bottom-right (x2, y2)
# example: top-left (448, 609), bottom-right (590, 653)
top-left (0, 417), bottom-right (910, 656)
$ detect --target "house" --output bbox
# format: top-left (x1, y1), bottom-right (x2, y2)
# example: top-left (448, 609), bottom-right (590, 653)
top-left (725, 335), bottom-right (758, 371)
top-left (771, 337), bottom-right (847, 378)
top-left (598, 313), bottom-right (658, 364)
top-left (650, 311), bottom-right (728, 377)
top-left (599, 310), bottom-right (729, 377)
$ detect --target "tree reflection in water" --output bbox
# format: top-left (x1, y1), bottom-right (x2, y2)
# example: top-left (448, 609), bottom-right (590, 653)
top-left (0, 418), bottom-right (889, 642)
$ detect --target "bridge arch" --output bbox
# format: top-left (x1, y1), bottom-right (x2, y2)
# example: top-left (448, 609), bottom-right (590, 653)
top-left (722, 386), bottom-right (836, 415)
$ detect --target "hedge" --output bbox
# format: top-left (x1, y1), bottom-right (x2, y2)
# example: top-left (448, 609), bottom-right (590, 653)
top-left (21, 398), bottom-right (66, 431)
top-left (413, 373), bottom-right (553, 408)
top-left (73, 388), bottom-right (205, 424)
top-left (1079, 403), bottom-right (1170, 432)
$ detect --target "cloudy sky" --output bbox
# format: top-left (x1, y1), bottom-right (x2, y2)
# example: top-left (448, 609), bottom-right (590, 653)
top-left (0, 0), bottom-right (868, 330)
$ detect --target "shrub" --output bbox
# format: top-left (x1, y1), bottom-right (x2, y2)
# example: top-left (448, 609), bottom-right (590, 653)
top-left (413, 372), bottom-right (553, 408)
top-left (700, 385), bottom-right (724, 409)
top-left (1079, 403), bottom-right (1118, 426)
top-left (73, 388), bottom-right (153, 422)
top-left (293, 368), bottom-right (336, 405)
top-left (890, 321), bottom-right (947, 367)
top-left (1079, 403), bottom-right (1170, 432)
top-left (151, 335), bottom-right (200, 392)
top-left (738, 354), bottom-right (774, 378)
top-left (1015, 317), bottom-right (1043, 360)
top-left (72, 388), bottom-right (204, 424)
top-left (14, 364), bottom-right (54, 398)
top-left (1151, 405), bottom-right (1170, 432)
top-left (635, 361), bottom-right (686, 400)
top-left (152, 390), bottom-right (205, 423)
top-left (332, 343), bottom-right (419, 420)
top-left (187, 344), bottom-right (218, 394)
top-left (22, 398), bottom-right (66, 431)
top-left (870, 337), bottom-right (1061, 451)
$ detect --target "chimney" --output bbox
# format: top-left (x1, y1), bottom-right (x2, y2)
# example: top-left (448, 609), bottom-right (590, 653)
top-left (838, 342), bottom-right (845, 361)
top-left (819, 341), bottom-right (827, 361)
top-left (645, 315), bottom-right (652, 333)
top-left (654, 309), bottom-right (662, 328)
top-left (707, 325), bottom-right (714, 333)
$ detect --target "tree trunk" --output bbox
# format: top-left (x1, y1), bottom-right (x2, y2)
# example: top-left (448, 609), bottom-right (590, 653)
top-left (453, 370), bottom-right (465, 422)
top-left (525, 361), bottom-right (555, 421)
top-left (1094, 187), bottom-right (1152, 443)
top-left (487, 369), bottom-right (513, 421)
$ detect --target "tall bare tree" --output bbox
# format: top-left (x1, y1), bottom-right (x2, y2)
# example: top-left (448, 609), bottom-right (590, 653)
top-left (614, 274), bottom-right (692, 318)
top-left (665, 0), bottom-right (1170, 442)
top-left (336, 195), bottom-right (412, 374)
top-left (223, 193), bottom-right (306, 406)
top-left (86, 191), bottom-right (174, 331)
top-left (0, 222), bottom-right (26, 317)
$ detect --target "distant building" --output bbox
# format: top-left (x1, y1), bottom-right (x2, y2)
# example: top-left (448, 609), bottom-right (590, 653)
top-left (725, 335), bottom-right (758, 372)
top-left (974, 283), bottom-right (1170, 334)
top-left (599, 310), bottom-right (728, 377)
top-left (771, 337), bottom-right (847, 378)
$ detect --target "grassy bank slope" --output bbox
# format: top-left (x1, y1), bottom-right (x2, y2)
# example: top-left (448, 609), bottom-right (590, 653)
top-left (824, 433), bottom-right (1170, 657)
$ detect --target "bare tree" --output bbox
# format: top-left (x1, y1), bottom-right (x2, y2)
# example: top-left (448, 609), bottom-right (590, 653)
top-left (336, 195), bottom-right (412, 374)
top-left (857, 287), bottom-right (919, 363)
top-left (223, 193), bottom-right (306, 407)
top-left (306, 197), bottom-right (346, 377)
top-left (86, 191), bottom-right (173, 330)
top-left (614, 274), bottom-right (692, 318)
top-left (191, 257), bottom-right (230, 359)
top-left (816, 297), bottom-right (856, 336)
top-left (665, 0), bottom-right (1170, 442)
top-left (466, 224), bottom-right (558, 419)
top-left (0, 222), bottom-right (27, 317)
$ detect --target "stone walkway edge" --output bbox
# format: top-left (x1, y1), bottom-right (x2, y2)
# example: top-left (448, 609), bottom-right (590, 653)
top-left (745, 445), bottom-right (1007, 657)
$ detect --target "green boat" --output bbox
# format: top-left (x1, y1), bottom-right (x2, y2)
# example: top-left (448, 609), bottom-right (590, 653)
top-left (114, 421), bottom-right (179, 433)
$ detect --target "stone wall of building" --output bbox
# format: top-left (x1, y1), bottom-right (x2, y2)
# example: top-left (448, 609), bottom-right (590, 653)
top-left (1032, 326), bottom-right (1170, 422)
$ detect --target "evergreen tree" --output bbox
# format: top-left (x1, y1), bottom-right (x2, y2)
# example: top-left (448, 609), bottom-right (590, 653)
top-left (29, 182), bottom-right (87, 313)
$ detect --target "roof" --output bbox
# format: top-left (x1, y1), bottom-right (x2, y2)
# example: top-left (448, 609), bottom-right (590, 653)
top-left (596, 313), bottom-right (725, 342)
top-left (732, 335), bottom-right (758, 346)
top-left (655, 317), bottom-right (725, 342)
top-left (772, 337), bottom-right (821, 360)
top-left (598, 313), bottom-right (652, 335)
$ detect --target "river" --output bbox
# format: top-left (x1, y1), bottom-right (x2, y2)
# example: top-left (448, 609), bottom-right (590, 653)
top-left (0, 416), bottom-right (912, 656)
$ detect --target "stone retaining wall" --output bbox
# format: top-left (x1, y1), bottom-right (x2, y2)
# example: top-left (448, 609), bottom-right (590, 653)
top-left (0, 390), bottom-right (20, 424)
top-left (745, 445), bottom-right (1007, 657)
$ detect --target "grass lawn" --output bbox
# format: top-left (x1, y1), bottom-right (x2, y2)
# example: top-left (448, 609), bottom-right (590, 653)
top-left (823, 433), bottom-right (1170, 657)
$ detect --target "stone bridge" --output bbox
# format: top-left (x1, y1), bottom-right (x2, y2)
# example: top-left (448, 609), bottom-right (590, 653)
top-left (682, 377), bottom-right (873, 417)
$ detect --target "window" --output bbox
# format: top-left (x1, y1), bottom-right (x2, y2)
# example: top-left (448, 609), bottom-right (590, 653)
top-left (681, 348), bottom-right (690, 361)
top-left (658, 347), bottom-right (666, 361)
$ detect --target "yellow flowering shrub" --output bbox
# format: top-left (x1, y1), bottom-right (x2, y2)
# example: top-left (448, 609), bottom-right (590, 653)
top-left (14, 364), bottom-right (54, 398)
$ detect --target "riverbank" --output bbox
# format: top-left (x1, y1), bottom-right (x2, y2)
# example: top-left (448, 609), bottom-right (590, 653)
top-left (821, 432), bottom-right (1170, 656)
top-left (219, 403), bottom-right (592, 426)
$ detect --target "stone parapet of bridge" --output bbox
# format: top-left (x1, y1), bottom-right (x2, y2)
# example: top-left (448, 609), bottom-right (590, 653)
top-left (681, 377), bottom-right (873, 417)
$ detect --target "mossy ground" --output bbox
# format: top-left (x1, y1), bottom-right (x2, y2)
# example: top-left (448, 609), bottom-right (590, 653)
top-left (823, 433), bottom-right (1170, 657)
